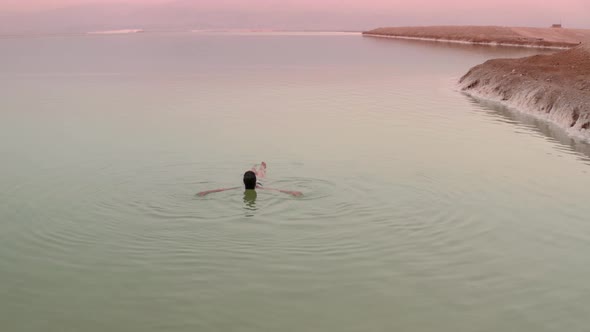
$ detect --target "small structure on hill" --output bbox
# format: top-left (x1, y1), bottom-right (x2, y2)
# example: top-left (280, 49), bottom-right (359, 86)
top-left (551, 24), bottom-right (562, 28)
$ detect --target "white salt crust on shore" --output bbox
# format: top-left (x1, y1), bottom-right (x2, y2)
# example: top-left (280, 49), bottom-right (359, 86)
top-left (459, 44), bottom-right (590, 141)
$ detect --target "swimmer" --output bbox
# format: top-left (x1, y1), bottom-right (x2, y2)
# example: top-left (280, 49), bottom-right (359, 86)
top-left (197, 162), bottom-right (302, 197)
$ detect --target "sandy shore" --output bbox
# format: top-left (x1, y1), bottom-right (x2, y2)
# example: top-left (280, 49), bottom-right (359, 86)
top-left (363, 26), bottom-right (590, 49)
top-left (459, 43), bottom-right (590, 139)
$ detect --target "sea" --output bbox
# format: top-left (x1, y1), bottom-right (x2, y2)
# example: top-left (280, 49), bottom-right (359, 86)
top-left (1, 31), bottom-right (590, 332)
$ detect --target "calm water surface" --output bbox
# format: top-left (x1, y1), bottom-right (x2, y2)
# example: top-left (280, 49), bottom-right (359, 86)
top-left (1, 32), bottom-right (590, 332)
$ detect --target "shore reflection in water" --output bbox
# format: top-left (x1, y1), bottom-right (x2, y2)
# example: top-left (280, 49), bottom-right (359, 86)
top-left (468, 96), bottom-right (590, 164)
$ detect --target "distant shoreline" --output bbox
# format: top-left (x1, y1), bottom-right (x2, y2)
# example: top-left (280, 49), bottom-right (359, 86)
top-left (87, 29), bottom-right (144, 35)
top-left (362, 33), bottom-right (571, 50)
top-left (0, 29), bottom-right (362, 39)
top-left (363, 26), bottom-right (590, 49)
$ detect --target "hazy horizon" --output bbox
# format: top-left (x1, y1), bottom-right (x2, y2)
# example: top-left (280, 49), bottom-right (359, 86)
top-left (1, 0), bottom-right (589, 35)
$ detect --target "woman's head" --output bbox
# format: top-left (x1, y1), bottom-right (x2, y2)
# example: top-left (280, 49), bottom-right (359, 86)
top-left (243, 171), bottom-right (257, 190)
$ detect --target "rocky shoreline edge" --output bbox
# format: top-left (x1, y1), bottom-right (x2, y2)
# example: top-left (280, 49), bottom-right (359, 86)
top-left (362, 26), bottom-right (590, 140)
top-left (458, 44), bottom-right (590, 140)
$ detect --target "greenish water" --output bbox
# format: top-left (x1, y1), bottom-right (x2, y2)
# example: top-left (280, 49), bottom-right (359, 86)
top-left (1, 32), bottom-right (590, 332)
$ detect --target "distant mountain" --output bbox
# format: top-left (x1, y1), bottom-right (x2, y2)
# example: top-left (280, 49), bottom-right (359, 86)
top-left (0, 3), bottom-right (375, 35)
top-left (0, 1), bottom-right (587, 36)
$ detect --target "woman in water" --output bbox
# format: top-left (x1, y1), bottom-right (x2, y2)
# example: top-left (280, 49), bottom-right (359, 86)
top-left (197, 162), bottom-right (302, 197)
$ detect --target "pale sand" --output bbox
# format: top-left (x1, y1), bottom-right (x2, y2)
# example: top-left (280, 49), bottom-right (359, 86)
top-left (363, 26), bottom-right (590, 49)
top-left (459, 44), bottom-right (590, 140)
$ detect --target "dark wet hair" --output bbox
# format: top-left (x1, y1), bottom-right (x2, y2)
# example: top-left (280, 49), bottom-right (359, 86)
top-left (243, 171), bottom-right (257, 190)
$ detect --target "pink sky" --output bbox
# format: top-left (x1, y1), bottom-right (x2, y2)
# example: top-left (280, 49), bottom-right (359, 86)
top-left (1, 0), bottom-right (588, 33)
top-left (2, 0), bottom-right (587, 11)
